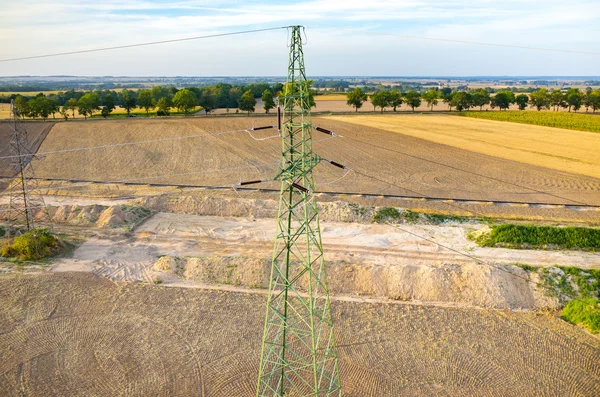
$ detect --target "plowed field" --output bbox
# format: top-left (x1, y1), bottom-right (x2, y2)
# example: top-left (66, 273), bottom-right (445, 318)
top-left (0, 272), bottom-right (598, 396)
top-left (27, 117), bottom-right (600, 206)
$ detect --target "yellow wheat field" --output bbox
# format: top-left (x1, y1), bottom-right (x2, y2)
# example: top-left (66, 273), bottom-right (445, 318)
top-left (324, 114), bottom-right (600, 178)
top-left (315, 94), bottom-right (348, 101)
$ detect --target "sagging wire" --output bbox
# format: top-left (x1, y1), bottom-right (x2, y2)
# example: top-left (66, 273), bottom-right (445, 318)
top-left (246, 124), bottom-right (280, 141)
top-left (0, 162), bottom-right (281, 197)
top-left (231, 179), bottom-right (279, 214)
top-left (0, 127), bottom-right (256, 161)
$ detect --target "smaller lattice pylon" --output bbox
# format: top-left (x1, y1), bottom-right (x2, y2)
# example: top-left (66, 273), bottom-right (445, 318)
top-left (5, 100), bottom-right (48, 236)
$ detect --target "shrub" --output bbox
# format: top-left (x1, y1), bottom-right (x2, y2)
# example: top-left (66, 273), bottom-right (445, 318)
top-left (373, 207), bottom-right (400, 223)
top-left (561, 298), bottom-right (600, 334)
top-left (0, 229), bottom-right (62, 260)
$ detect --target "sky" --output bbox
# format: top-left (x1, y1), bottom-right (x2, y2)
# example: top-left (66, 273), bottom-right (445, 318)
top-left (1, 0), bottom-right (599, 77)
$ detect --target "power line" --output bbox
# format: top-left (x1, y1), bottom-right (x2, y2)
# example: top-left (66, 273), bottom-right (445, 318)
top-left (387, 222), bottom-right (533, 283)
top-left (0, 161), bottom-right (280, 197)
top-left (335, 28), bottom-right (600, 56)
top-left (0, 126), bottom-right (275, 160)
top-left (340, 134), bottom-right (588, 206)
top-left (0, 26), bottom-right (290, 63)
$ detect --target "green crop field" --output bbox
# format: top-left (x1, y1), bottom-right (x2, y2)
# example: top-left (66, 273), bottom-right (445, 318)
top-left (458, 111), bottom-right (600, 133)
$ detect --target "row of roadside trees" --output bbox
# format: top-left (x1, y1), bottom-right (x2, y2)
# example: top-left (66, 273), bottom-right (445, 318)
top-left (10, 83), bottom-right (283, 120)
top-left (10, 84), bottom-right (600, 120)
top-left (346, 87), bottom-right (600, 113)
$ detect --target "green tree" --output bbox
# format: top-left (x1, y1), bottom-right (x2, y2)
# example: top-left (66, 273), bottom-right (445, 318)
top-left (565, 88), bottom-right (583, 112)
top-left (59, 107), bottom-right (69, 121)
top-left (529, 88), bottom-right (550, 111)
top-left (261, 89), bottom-right (275, 113)
top-left (199, 89), bottom-right (217, 114)
top-left (491, 90), bottom-right (515, 111)
top-left (589, 89), bottom-right (600, 113)
top-left (137, 89), bottom-right (155, 115)
top-left (102, 94), bottom-right (115, 117)
top-left (583, 88), bottom-right (593, 112)
top-left (422, 89), bottom-right (439, 111)
top-left (389, 89), bottom-right (403, 112)
top-left (77, 92), bottom-right (100, 119)
top-left (120, 89), bottom-right (137, 115)
top-left (549, 89), bottom-right (565, 111)
top-left (370, 91), bottom-right (390, 113)
top-left (238, 90), bottom-right (256, 114)
top-left (442, 91), bottom-right (454, 111)
top-left (47, 98), bottom-right (59, 119)
top-left (450, 92), bottom-right (472, 111)
top-left (173, 88), bottom-right (198, 115)
top-left (346, 88), bottom-right (367, 112)
top-left (64, 98), bottom-right (78, 118)
top-left (515, 94), bottom-right (529, 110)
top-left (404, 90), bottom-right (422, 112)
top-left (14, 95), bottom-right (28, 118)
top-left (470, 89), bottom-right (491, 111)
top-left (156, 97), bottom-right (172, 116)
top-left (280, 81), bottom-right (316, 110)
top-left (151, 86), bottom-right (171, 103)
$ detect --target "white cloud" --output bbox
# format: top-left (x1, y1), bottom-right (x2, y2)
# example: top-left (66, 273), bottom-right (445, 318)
top-left (0, 0), bottom-right (598, 75)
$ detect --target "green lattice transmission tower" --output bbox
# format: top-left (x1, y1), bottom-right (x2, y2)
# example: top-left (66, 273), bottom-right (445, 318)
top-left (256, 26), bottom-right (342, 397)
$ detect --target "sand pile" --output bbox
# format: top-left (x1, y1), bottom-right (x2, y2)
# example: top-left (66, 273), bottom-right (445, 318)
top-left (0, 204), bottom-right (150, 229)
top-left (152, 255), bottom-right (558, 309)
top-left (135, 195), bottom-right (374, 223)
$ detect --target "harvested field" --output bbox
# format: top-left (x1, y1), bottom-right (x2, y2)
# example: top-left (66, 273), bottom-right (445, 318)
top-left (0, 121), bottom-right (54, 177)
top-left (0, 272), bottom-right (598, 396)
top-left (324, 114), bottom-right (600, 179)
top-left (25, 117), bottom-right (600, 208)
top-left (0, 103), bottom-right (11, 119)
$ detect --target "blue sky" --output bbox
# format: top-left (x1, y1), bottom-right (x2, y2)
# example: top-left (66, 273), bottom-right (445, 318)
top-left (1, 0), bottom-right (599, 76)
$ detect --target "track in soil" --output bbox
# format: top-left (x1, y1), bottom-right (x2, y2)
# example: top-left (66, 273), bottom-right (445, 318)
top-left (8, 117), bottom-right (598, 208)
top-left (0, 272), bottom-right (598, 397)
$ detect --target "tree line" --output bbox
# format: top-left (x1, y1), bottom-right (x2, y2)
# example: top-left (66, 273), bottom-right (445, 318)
top-left (7, 82), bottom-right (285, 120)
top-left (7, 83), bottom-right (600, 120)
top-left (346, 87), bottom-right (600, 113)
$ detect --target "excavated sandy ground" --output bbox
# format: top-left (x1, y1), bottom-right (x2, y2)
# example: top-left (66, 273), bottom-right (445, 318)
top-left (49, 212), bottom-right (599, 310)
top-left (0, 272), bottom-right (598, 396)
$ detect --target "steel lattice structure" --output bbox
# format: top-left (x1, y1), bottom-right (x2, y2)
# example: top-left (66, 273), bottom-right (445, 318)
top-left (6, 99), bottom-right (47, 235)
top-left (256, 26), bottom-right (342, 397)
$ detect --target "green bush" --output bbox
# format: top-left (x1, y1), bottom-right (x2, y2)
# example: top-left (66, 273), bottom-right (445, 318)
top-left (373, 207), bottom-right (400, 223)
top-left (475, 224), bottom-right (600, 251)
top-left (561, 298), bottom-right (600, 334)
top-left (0, 229), bottom-right (62, 260)
top-left (372, 208), bottom-right (422, 224)
top-left (0, 226), bottom-right (5, 237)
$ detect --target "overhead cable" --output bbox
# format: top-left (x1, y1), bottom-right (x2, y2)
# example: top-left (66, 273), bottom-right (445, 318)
top-left (0, 26), bottom-right (291, 63)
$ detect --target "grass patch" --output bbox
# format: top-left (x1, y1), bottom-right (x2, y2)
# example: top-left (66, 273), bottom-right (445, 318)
top-left (474, 224), bottom-right (600, 251)
top-left (513, 263), bottom-right (538, 272)
top-left (424, 213), bottom-right (471, 224)
top-left (1, 228), bottom-right (64, 261)
top-left (458, 111), bottom-right (600, 133)
top-left (372, 207), bottom-right (420, 223)
top-left (535, 266), bottom-right (600, 301)
top-left (561, 298), bottom-right (600, 334)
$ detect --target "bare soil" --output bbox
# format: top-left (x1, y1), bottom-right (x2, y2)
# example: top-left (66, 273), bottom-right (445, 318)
top-left (0, 121), bottom-right (54, 177)
top-left (16, 117), bottom-right (600, 212)
top-left (0, 272), bottom-right (598, 396)
top-left (48, 211), bottom-right (599, 310)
